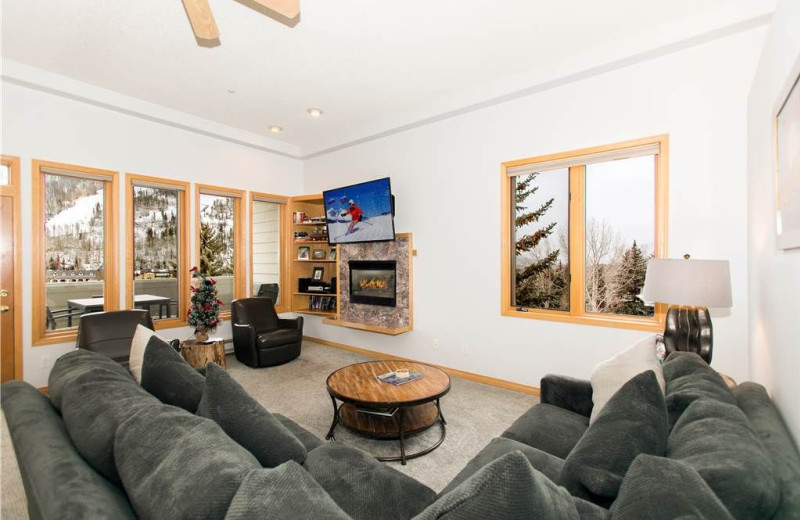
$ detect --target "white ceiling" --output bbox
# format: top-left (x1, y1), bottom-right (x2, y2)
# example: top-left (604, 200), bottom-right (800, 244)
top-left (1, 0), bottom-right (775, 157)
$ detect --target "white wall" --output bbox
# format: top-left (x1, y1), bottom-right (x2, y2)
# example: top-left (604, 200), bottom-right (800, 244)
top-left (303, 27), bottom-right (767, 388)
top-left (2, 71), bottom-right (304, 388)
top-left (747, 0), bottom-right (800, 444)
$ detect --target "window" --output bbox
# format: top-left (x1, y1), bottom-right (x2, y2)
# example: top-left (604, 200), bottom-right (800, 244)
top-left (32, 160), bottom-right (118, 345)
top-left (196, 184), bottom-right (245, 316)
top-left (0, 161), bottom-right (11, 186)
top-left (126, 174), bottom-right (190, 328)
top-left (250, 192), bottom-right (289, 312)
top-left (501, 135), bottom-right (668, 331)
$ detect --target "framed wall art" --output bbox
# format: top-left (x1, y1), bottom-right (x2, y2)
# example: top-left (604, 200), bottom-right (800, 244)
top-left (775, 67), bottom-right (800, 250)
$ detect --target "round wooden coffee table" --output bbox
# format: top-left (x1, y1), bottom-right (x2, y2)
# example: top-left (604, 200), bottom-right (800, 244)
top-left (325, 360), bottom-right (450, 465)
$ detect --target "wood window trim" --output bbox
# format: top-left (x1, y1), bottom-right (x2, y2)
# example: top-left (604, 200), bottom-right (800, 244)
top-left (249, 192), bottom-right (290, 314)
top-left (195, 184), bottom-right (246, 320)
top-left (500, 135), bottom-right (669, 332)
top-left (32, 160), bottom-right (119, 346)
top-left (1, 155), bottom-right (23, 378)
top-left (125, 173), bottom-right (190, 330)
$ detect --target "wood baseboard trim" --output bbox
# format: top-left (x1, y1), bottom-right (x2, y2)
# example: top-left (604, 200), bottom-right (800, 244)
top-left (304, 336), bottom-right (540, 397)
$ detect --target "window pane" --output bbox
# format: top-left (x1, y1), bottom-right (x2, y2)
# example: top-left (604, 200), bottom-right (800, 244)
top-left (44, 174), bottom-right (105, 330)
top-left (512, 168), bottom-right (569, 311)
top-left (199, 193), bottom-right (235, 312)
top-left (252, 200), bottom-right (282, 304)
top-left (133, 186), bottom-right (180, 320)
top-left (585, 155), bottom-right (655, 317)
top-left (0, 164), bottom-right (9, 185)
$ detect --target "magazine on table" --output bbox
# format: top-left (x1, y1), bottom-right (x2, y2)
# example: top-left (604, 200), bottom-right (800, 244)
top-left (377, 371), bottom-right (424, 386)
top-left (356, 406), bottom-right (399, 417)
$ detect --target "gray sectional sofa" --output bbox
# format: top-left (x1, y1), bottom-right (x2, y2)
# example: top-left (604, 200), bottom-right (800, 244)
top-left (2, 337), bottom-right (799, 520)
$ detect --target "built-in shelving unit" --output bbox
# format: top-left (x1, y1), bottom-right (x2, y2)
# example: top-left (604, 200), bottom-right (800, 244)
top-left (287, 195), bottom-right (338, 317)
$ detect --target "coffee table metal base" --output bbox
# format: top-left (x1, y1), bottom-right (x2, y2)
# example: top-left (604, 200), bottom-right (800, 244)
top-left (325, 396), bottom-right (447, 465)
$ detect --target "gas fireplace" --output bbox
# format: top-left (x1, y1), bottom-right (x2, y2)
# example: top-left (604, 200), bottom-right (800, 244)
top-left (349, 260), bottom-right (397, 307)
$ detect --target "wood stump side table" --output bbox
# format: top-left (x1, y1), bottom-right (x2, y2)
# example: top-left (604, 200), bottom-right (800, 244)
top-left (180, 337), bottom-right (226, 369)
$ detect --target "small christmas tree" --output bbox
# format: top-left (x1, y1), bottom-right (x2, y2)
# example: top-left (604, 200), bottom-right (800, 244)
top-left (187, 266), bottom-right (222, 340)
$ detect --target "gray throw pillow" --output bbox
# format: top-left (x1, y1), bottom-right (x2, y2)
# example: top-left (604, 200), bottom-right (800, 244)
top-left (114, 404), bottom-right (260, 520)
top-left (415, 451), bottom-right (592, 520)
top-left (48, 348), bottom-right (134, 412)
top-left (140, 335), bottom-right (205, 412)
top-left (668, 398), bottom-right (780, 520)
top-left (559, 370), bottom-right (668, 507)
top-left (196, 362), bottom-right (307, 467)
top-left (611, 454), bottom-right (734, 520)
top-left (60, 362), bottom-right (160, 482)
top-left (224, 462), bottom-right (351, 520)
top-left (662, 351), bottom-right (735, 428)
top-left (304, 442), bottom-right (436, 520)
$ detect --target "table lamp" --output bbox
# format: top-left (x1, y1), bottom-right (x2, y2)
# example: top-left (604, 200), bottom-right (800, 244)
top-left (640, 255), bottom-right (732, 364)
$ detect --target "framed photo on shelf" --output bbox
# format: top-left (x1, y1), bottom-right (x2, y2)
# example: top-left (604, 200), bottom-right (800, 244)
top-left (312, 249), bottom-right (326, 260)
top-left (328, 247), bottom-right (337, 261)
top-left (313, 267), bottom-right (324, 281)
top-left (298, 246), bottom-right (310, 260)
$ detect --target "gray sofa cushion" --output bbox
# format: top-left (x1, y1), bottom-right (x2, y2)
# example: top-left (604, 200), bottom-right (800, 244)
top-left (60, 362), bottom-right (160, 482)
top-left (611, 454), bottom-right (734, 520)
top-left (662, 351), bottom-right (735, 428)
top-left (304, 442), bottom-right (435, 520)
top-left (274, 413), bottom-right (325, 451)
top-left (48, 348), bottom-right (133, 412)
top-left (196, 362), bottom-right (307, 467)
top-left (414, 451), bottom-right (606, 520)
top-left (140, 335), bottom-right (204, 412)
top-left (501, 402), bottom-right (589, 459)
top-left (734, 382), bottom-right (800, 520)
top-left (668, 398), bottom-right (780, 520)
top-left (224, 462), bottom-right (351, 520)
top-left (441, 436), bottom-right (565, 495)
top-left (560, 370), bottom-right (667, 507)
top-left (114, 404), bottom-right (260, 520)
top-left (1, 381), bottom-right (137, 520)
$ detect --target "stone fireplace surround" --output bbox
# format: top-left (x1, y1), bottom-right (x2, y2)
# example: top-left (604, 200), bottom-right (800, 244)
top-left (328, 233), bottom-right (412, 333)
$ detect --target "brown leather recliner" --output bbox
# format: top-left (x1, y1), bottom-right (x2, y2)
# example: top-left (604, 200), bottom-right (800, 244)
top-left (76, 309), bottom-right (156, 367)
top-left (231, 298), bottom-right (303, 368)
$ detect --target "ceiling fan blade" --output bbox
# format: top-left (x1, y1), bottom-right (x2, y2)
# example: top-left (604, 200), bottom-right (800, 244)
top-left (181, 0), bottom-right (220, 46)
top-left (248, 0), bottom-right (300, 20)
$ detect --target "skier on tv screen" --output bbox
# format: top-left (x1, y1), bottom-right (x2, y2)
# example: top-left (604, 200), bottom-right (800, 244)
top-left (341, 199), bottom-right (363, 235)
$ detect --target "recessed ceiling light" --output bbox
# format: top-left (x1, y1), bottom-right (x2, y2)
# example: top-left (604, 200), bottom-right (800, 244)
top-left (269, 125), bottom-right (283, 134)
top-left (307, 107), bottom-right (324, 118)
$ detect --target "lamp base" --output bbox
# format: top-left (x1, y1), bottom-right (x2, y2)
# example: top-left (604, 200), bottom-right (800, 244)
top-left (663, 305), bottom-right (713, 364)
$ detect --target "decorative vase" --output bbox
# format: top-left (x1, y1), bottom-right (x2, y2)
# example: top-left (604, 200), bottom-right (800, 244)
top-left (194, 330), bottom-right (209, 343)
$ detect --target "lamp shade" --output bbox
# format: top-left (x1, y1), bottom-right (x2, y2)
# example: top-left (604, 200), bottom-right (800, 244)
top-left (640, 258), bottom-right (732, 308)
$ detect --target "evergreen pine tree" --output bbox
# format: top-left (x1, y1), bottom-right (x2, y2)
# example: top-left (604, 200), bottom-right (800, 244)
top-left (199, 222), bottom-right (228, 276)
top-left (513, 173), bottom-right (566, 308)
top-left (609, 240), bottom-right (651, 316)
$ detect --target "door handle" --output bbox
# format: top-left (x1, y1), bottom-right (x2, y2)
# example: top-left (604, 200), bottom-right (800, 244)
top-left (0, 289), bottom-right (7, 297)
top-left (0, 306), bottom-right (9, 313)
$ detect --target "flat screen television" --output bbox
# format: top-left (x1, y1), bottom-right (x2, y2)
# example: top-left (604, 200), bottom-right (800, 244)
top-left (323, 177), bottom-right (396, 244)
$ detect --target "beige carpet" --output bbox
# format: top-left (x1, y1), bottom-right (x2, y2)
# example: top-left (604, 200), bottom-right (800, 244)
top-left (0, 341), bottom-right (537, 517)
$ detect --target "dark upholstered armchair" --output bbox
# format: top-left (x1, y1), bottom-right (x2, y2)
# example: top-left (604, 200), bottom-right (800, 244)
top-left (76, 310), bottom-right (154, 367)
top-left (231, 297), bottom-right (303, 368)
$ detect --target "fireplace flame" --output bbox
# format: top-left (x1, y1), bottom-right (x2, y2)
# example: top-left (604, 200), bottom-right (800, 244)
top-left (359, 277), bottom-right (388, 290)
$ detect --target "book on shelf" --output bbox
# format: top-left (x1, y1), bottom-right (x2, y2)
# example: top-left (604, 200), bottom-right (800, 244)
top-left (376, 371), bottom-right (424, 386)
top-left (356, 406), bottom-right (399, 417)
